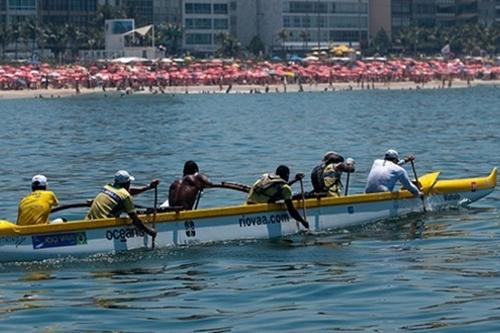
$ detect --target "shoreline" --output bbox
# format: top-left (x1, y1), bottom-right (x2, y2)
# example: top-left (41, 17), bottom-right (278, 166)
top-left (0, 79), bottom-right (498, 100)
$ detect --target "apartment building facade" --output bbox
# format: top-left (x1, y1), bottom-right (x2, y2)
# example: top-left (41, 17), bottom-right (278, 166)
top-left (182, 0), bottom-right (231, 53)
top-left (388, 0), bottom-right (499, 37)
top-left (0, 0), bottom-right (37, 24)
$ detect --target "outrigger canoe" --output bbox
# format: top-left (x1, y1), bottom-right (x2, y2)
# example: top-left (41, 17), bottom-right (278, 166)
top-left (0, 168), bottom-right (496, 263)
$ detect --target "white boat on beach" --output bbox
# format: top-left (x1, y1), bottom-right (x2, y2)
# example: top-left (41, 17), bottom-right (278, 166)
top-left (0, 168), bottom-right (496, 263)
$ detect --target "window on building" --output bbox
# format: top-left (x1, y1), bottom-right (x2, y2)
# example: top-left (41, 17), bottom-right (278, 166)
top-left (329, 30), bottom-right (362, 42)
top-left (230, 1), bottom-right (236, 11)
top-left (436, 4), bottom-right (455, 15)
top-left (185, 18), bottom-right (212, 29)
top-left (10, 14), bottom-right (33, 22)
top-left (185, 33), bottom-right (212, 45)
top-left (213, 3), bottom-right (228, 14)
top-left (185, 3), bottom-right (211, 14)
top-left (293, 16), bottom-right (301, 27)
top-left (69, 0), bottom-right (97, 11)
top-left (8, 0), bottom-right (36, 10)
top-left (0, 0), bottom-right (6, 10)
top-left (284, 16), bottom-right (291, 27)
top-left (287, 1), bottom-right (327, 14)
top-left (213, 18), bottom-right (228, 29)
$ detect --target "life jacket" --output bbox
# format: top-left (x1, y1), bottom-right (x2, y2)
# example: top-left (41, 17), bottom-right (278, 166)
top-left (311, 163), bottom-right (343, 194)
top-left (311, 163), bottom-right (327, 193)
top-left (252, 173), bottom-right (287, 202)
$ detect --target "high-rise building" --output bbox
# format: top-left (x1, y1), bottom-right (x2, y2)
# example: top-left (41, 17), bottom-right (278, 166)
top-left (496, 0), bottom-right (500, 23)
top-left (38, 0), bottom-right (98, 27)
top-left (2, 0), bottom-right (37, 24)
top-left (370, 0), bottom-right (391, 39)
top-left (390, 0), bottom-right (497, 38)
top-left (0, 0), bottom-right (7, 25)
top-left (222, 0), bottom-right (370, 54)
top-left (182, 0), bottom-right (231, 53)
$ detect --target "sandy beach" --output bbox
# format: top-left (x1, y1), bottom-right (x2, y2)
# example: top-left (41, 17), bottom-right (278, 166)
top-left (1, 79), bottom-right (498, 100)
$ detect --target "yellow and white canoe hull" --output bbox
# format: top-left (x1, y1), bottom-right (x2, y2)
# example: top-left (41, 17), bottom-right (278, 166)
top-left (0, 168), bottom-right (496, 263)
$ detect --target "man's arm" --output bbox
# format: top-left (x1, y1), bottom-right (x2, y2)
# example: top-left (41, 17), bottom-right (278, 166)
top-left (284, 199), bottom-right (309, 229)
top-left (398, 170), bottom-right (420, 196)
top-left (196, 173), bottom-right (216, 188)
top-left (128, 211), bottom-right (157, 237)
top-left (129, 179), bottom-right (160, 195)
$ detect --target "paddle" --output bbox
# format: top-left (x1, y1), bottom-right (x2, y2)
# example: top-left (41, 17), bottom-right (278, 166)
top-left (152, 186), bottom-right (158, 249)
top-left (216, 182), bottom-right (250, 193)
top-left (344, 172), bottom-right (350, 196)
top-left (410, 160), bottom-right (427, 213)
top-left (51, 202), bottom-right (92, 213)
top-left (194, 189), bottom-right (203, 210)
top-left (51, 201), bottom-right (183, 213)
top-left (299, 178), bottom-right (308, 229)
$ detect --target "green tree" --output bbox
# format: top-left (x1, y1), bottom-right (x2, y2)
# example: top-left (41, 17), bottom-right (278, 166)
top-left (21, 18), bottom-right (40, 60)
top-left (215, 32), bottom-right (241, 58)
top-left (155, 23), bottom-right (183, 56)
top-left (277, 28), bottom-right (290, 59)
top-left (399, 24), bottom-right (424, 55)
top-left (65, 24), bottom-right (89, 60)
top-left (42, 24), bottom-right (69, 63)
top-left (0, 24), bottom-right (12, 60)
top-left (10, 22), bottom-right (22, 59)
top-left (248, 35), bottom-right (265, 56)
top-left (299, 30), bottom-right (310, 51)
top-left (372, 28), bottom-right (391, 55)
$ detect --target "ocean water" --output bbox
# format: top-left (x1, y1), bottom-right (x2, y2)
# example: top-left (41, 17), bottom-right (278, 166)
top-left (0, 87), bottom-right (499, 332)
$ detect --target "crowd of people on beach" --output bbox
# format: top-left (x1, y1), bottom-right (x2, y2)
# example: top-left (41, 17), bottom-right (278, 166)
top-left (17, 149), bottom-right (422, 235)
top-left (1, 57), bottom-right (499, 93)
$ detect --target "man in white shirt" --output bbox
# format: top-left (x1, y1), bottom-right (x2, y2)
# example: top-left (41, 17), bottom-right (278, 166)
top-left (365, 149), bottom-right (421, 196)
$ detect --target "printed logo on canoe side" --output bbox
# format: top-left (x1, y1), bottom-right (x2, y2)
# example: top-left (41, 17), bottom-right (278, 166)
top-left (239, 213), bottom-right (290, 228)
top-left (106, 228), bottom-right (145, 242)
top-left (32, 232), bottom-right (87, 250)
top-left (185, 220), bottom-right (196, 237)
top-left (0, 236), bottom-right (27, 247)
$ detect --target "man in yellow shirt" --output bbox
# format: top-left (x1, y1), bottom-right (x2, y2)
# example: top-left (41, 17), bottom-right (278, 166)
top-left (86, 170), bottom-right (158, 238)
top-left (17, 175), bottom-right (59, 226)
top-left (246, 165), bottom-right (309, 229)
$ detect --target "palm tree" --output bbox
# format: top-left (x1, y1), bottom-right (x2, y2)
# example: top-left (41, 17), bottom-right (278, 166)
top-left (398, 24), bottom-right (422, 56)
top-left (10, 22), bottom-right (22, 60)
top-left (372, 28), bottom-right (391, 55)
top-left (164, 24), bottom-right (183, 56)
top-left (67, 25), bottom-right (89, 60)
top-left (277, 28), bottom-right (290, 59)
top-left (299, 30), bottom-right (310, 51)
top-left (248, 35), bottom-right (265, 57)
top-left (215, 32), bottom-right (241, 58)
top-left (0, 24), bottom-right (12, 60)
top-left (42, 24), bottom-right (69, 63)
top-left (20, 18), bottom-right (40, 60)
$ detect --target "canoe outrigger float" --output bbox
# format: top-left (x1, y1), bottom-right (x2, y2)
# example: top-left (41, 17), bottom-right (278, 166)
top-left (0, 168), bottom-right (496, 263)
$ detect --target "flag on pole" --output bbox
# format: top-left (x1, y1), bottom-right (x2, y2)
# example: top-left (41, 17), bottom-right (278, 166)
top-left (441, 43), bottom-right (450, 55)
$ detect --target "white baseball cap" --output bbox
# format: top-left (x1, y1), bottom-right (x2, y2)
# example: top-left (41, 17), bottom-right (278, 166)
top-left (32, 174), bottom-right (48, 186)
top-left (114, 170), bottom-right (135, 184)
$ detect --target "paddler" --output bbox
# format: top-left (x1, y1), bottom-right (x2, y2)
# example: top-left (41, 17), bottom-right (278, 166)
top-left (310, 151), bottom-right (356, 197)
top-left (17, 174), bottom-right (60, 226)
top-left (246, 165), bottom-right (309, 229)
top-left (85, 170), bottom-right (158, 237)
top-left (365, 149), bottom-right (421, 196)
top-left (166, 160), bottom-right (219, 210)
